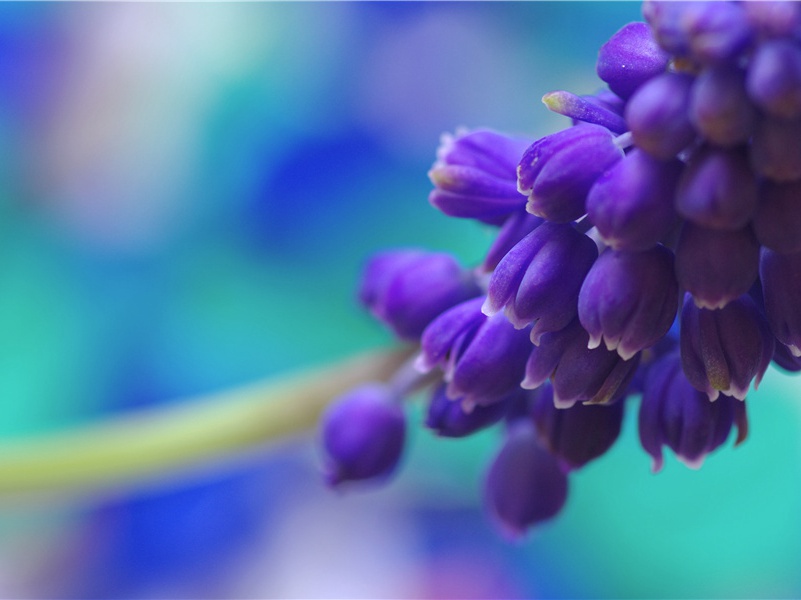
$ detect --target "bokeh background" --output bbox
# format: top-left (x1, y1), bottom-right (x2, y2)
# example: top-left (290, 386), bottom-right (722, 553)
top-left (0, 2), bottom-right (800, 598)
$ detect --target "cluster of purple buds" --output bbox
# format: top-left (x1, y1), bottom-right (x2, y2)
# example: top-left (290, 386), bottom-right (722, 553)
top-left (318, 0), bottom-right (801, 537)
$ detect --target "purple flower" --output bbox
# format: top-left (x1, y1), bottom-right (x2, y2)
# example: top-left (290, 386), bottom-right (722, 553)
top-left (753, 179), bottom-right (801, 254)
top-left (639, 352), bottom-right (748, 473)
top-left (689, 65), bottom-right (756, 147)
top-left (760, 247), bottom-right (801, 358)
top-left (680, 293), bottom-right (774, 401)
top-left (484, 221), bottom-right (598, 340)
top-left (747, 39), bottom-right (801, 120)
top-left (484, 420), bottom-right (568, 538)
top-left (359, 250), bottom-right (481, 340)
top-left (578, 245), bottom-right (678, 360)
top-left (321, 384), bottom-right (406, 487)
top-left (517, 124), bottom-right (624, 223)
top-left (425, 383), bottom-right (512, 438)
top-left (596, 21), bottom-right (669, 100)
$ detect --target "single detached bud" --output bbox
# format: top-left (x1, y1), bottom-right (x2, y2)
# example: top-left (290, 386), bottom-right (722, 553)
top-left (747, 39), bottom-right (801, 120)
top-left (359, 250), bottom-right (481, 340)
top-left (321, 383), bottom-right (406, 486)
top-left (680, 293), bottom-right (774, 401)
top-left (753, 179), bottom-right (801, 254)
top-left (425, 383), bottom-right (511, 438)
top-left (484, 420), bottom-right (568, 539)
top-left (760, 247), bottom-right (801, 357)
top-left (578, 245), bottom-right (679, 360)
top-left (639, 352), bottom-right (748, 473)
top-left (750, 114), bottom-right (801, 183)
top-left (596, 21), bottom-right (670, 100)
top-left (690, 65), bottom-right (756, 147)
top-left (517, 124), bottom-right (624, 223)
top-left (481, 209), bottom-right (544, 272)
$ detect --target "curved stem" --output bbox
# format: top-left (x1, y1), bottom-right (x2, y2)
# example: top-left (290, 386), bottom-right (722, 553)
top-left (0, 347), bottom-right (412, 499)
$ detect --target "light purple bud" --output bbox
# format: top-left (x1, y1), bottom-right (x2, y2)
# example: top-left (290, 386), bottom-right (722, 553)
top-left (675, 146), bottom-right (758, 230)
top-left (754, 180), bottom-right (801, 254)
top-left (425, 383), bottom-right (510, 438)
top-left (321, 383), bottom-right (406, 487)
top-left (626, 72), bottom-right (697, 160)
top-left (360, 250), bottom-right (481, 340)
top-left (531, 382), bottom-right (625, 471)
top-left (760, 248), bottom-right (801, 358)
top-left (484, 222), bottom-right (598, 340)
top-left (675, 222), bottom-right (759, 309)
top-left (750, 114), bottom-right (801, 183)
top-left (484, 420), bottom-right (568, 539)
top-left (587, 148), bottom-right (682, 251)
top-left (517, 124), bottom-right (624, 223)
top-left (689, 65), bottom-right (756, 147)
top-left (542, 90), bottom-right (628, 133)
top-left (481, 209), bottom-right (544, 273)
top-left (596, 22), bottom-right (670, 100)
top-left (747, 39), bottom-right (801, 120)
top-left (639, 352), bottom-right (748, 473)
top-left (578, 246), bottom-right (679, 360)
top-left (680, 293), bottom-right (774, 401)
top-left (428, 129), bottom-right (531, 225)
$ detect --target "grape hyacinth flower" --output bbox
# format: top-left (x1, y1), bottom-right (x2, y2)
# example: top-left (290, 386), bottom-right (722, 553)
top-left (318, 0), bottom-right (801, 538)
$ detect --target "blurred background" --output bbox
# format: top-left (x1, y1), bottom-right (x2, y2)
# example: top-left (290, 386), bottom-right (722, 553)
top-left (0, 2), bottom-right (800, 598)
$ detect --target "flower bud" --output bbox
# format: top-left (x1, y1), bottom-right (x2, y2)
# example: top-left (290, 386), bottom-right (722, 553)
top-left (596, 22), bottom-right (670, 100)
top-left (750, 114), bottom-right (801, 182)
top-left (689, 65), bottom-right (755, 147)
top-left (542, 90), bottom-right (627, 133)
top-left (747, 39), bottom-right (801, 120)
top-left (481, 210), bottom-right (543, 272)
top-left (760, 247), bottom-right (801, 357)
top-left (753, 179), bottom-right (801, 254)
top-left (425, 383), bottom-right (511, 438)
top-left (743, 1), bottom-right (801, 39)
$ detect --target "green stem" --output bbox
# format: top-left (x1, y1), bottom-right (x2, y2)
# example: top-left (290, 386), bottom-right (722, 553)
top-left (0, 347), bottom-right (411, 499)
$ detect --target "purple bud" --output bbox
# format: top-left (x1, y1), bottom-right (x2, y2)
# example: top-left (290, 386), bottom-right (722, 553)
top-left (675, 146), bottom-right (758, 230)
top-left (772, 341), bottom-right (801, 373)
top-left (754, 180), bottom-right (801, 254)
top-left (642, 1), bottom-right (695, 56)
top-left (542, 90), bottom-right (628, 133)
top-left (359, 250), bottom-right (481, 340)
top-left (517, 124), bottom-right (624, 223)
top-left (626, 72), bottom-right (697, 160)
top-left (484, 420), bottom-right (568, 538)
top-left (743, 1), bottom-right (801, 39)
top-left (484, 222), bottom-right (598, 340)
top-left (481, 209), bottom-right (544, 272)
top-left (760, 248), bottom-right (801, 358)
top-left (321, 384), bottom-right (406, 486)
top-left (680, 293), bottom-right (774, 401)
top-left (428, 129), bottom-right (531, 225)
top-left (689, 66), bottom-right (756, 147)
top-left (425, 383), bottom-right (510, 438)
top-left (639, 352), bottom-right (748, 472)
top-left (531, 382), bottom-right (625, 471)
top-left (578, 246), bottom-right (679, 360)
top-left (675, 222), bottom-right (759, 309)
top-left (747, 39), bottom-right (801, 120)
top-left (684, 2), bottom-right (753, 65)
top-left (586, 149), bottom-right (682, 251)
top-left (749, 114), bottom-right (801, 183)
top-left (597, 22), bottom-right (670, 100)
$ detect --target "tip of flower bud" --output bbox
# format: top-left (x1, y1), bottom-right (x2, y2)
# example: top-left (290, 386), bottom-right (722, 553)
top-left (481, 296), bottom-right (501, 317)
top-left (790, 344), bottom-right (801, 358)
top-left (677, 455), bottom-right (705, 470)
top-left (553, 393), bottom-right (577, 410)
top-left (650, 455), bottom-right (664, 474)
top-left (414, 353), bottom-right (435, 373)
top-left (427, 166), bottom-right (452, 188)
top-left (587, 334), bottom-right (602, 351)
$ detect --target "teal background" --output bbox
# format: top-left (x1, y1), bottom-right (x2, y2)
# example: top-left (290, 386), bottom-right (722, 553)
top-left (0, 3), bottom-right (799, 598)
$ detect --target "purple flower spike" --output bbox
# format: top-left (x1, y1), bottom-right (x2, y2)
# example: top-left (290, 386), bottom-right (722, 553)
top-left (596, 22), bottom-right (669, 100)
top-left (321, 383), bottom-right (406, 487)
top-left (626, 72), bottom-right (697, 160)
top-left (484, 420), bottom-right (568, 539)
top-left (754, 180), bottom-right (801, 254)
top-left (531, 383), bottom-right (625, 471)
top-left (675, 146), bottom-right (758, 231)
top-left (750, 114), bottom-right (801, 183)
top-left (428, 129), bottom-right (531, 225)
top-left (639, 352), bottom-right (748, 473)
top-left (747, 39), bottom-right (801, 120)
top-left (425, 383), bottom-right (511, 438)
top-left (675, 222), bottom-right (759, 309)
top-left (481, 209), bottom-right (544, 272)
top-left (517, 124), bottom-right (624, 223)
top-left (578, 245), bottom-right (679, 360)
top-left (360, 250), bottom-right (481, 341)
top-left (542, 90), bottom-right (628, 134)
top-left (760, 248), bottom-right (801, 358)
top-left (690, 66), bottom-right (756, 147)
top-left (680, 293), bottom-right (774, 401)
top-left (587, 149), bottom-right (682, 252)
top-left (484, 222), bottom-right (598, 340)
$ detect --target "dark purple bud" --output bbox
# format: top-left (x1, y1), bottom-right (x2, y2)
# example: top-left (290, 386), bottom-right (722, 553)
top-left (743, 1), bottom-right (801, 39)
top-left (586, 148), bottom-right (682, 251)
top-left (749, 114), bottom-right (801, 182)
top-left (626, 72), bottom-right (697, 160)
top-left (675, 222), bottom-right (759, 309)
top-left (760, 248), bottom-right (801, 358)
top-left (747, 39), bottom-right (801, 120)
top-left (531, 382), bottom-right (625, 471)
top-left (425, 383), bottom-right (510, 438)
top-left (639, 352), bottom-right (748, 473)
top-left (428, 129), bottom-right (531, 225)
top-left (578, 245), bottom-right (679, 360)
top-left (321, 383), bottom-right (406, 487)
top-left (754, 180), bottom-right (801, 254)
top-left (481, 209), bottom-right (544, 272)
top-left (542, 90), bottom-right (628, 133)
top-left (484, 222), bottom-right (598, 340)
top-left (359, 250), bottom-right (481, 340)
top-left (596, 22), bottom-right (670, 100)
top-left (418, 297), bottom-right (532, 407)
top-left (484, 420), bottom-right (568, 539)
top-left (517, 124), bottom-right (624, 223)
top-left (689, 66), bottom-right (756, 147)
top-left (675, 146), bottom-right (758, 230)
top-left (680, 293), bottom-right (774, 401)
